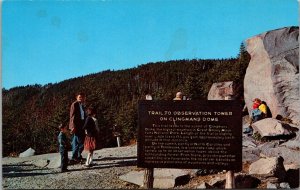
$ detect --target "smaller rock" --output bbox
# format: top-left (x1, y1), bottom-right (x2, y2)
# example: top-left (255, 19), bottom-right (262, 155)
top-left (279, 182), bottom-right (290, 189)
top-left (281, 132), bottom-right (300, 150)
top-left (208, 176), bottom-right (225, 188)
top-left (252, 118), bottom-right (295, 137)
top-left (207, 81), bottom-right (238, 100)
top-left (249, 156), bottom-right (286, 181)
top-left (284, 163), bottom-right (300, 170)
top-left (19, 148), bottom-right (35, 158)
top-left (243, 138), bottom-right (257, 148)
top-left (267, 182), bottom-right (279, 189)
top-left (197, 182), bottom-right (212, 189)
top-left (242, 147), bottom-right (260, 163)
top-left (260, 146), bottom-right (300, 165)
top-left (258, 141), bottom-right (279, 151)
top-left (189, 169), bottom-right (199, 178)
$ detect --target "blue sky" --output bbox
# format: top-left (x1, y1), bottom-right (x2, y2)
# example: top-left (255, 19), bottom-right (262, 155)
top-left (2, 0), bottom-right (298, 89)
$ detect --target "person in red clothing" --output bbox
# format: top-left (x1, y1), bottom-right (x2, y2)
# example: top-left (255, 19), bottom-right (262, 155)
top-left (244, 98), bottom-right (262, 135)
top-left (252, 98), bottom-right (261, 109)
top-left (251, 98), bottom-right (262, 122)
top-left (83, 107), bottom-right (98, 167)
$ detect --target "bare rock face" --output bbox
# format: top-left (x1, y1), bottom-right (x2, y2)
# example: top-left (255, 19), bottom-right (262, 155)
top-left (249, 156), bottom-right (286, 182)
top-left (260, 146), bottom-right (300, 165)
top-left (251, 118), bottom-right (296, 137)
top-left (207, 81), bottom-right (237, 100)
top-left (282, 132), bottom-right (300, 150)
top-left (244, 27), bottom-right (299, 125)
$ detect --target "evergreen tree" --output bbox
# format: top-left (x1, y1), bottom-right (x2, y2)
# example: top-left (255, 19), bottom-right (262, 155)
top-left (2, 47), bottom-right (252, 156)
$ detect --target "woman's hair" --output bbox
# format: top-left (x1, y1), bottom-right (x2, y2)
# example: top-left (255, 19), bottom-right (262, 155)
top-left (87, 107), bottom-right (96, 116)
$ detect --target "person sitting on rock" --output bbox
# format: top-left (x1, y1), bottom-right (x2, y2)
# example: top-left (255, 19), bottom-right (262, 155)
top-left (252, 98), bottom-right (260, 109)
top-left (259, 101), bottom-right (272, 119)
top-left (258, 101), bottom-right (268, 119)
top-left (251, 98), bottom-right (262, 123)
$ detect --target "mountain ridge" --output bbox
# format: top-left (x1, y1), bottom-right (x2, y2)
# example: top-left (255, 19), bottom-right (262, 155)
top-left (3, 52), bottom-right (249, 157)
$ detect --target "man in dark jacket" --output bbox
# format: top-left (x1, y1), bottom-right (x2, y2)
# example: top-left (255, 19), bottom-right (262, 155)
top-left (69, 92), bottom-right (86, 163)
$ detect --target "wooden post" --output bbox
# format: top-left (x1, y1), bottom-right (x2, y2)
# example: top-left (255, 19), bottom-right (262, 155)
top-left (143, 168), bottom-right (154, 188)
top-left (224, 96), bottom-right (235, 189)
top-left (116, 136), bottom-right (121, 147)
top-left (143, 94), bottom-right (154, 188)
top-left (225, 170), bottom-right (235, 188)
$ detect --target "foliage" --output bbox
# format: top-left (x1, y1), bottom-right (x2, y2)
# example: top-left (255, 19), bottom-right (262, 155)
top-left (2, 43), bottom-right (250, 156)
top-left (252, 131), bottom-right (262, 141)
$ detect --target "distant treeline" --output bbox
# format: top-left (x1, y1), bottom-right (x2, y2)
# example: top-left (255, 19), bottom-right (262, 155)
top-left (2, 43), bottom-right (250, 156)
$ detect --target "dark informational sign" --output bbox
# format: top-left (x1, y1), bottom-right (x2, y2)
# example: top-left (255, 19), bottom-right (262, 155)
top-left (137, 100), bottom-right (242, 171)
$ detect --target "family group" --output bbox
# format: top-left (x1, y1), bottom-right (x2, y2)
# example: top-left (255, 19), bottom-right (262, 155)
top-left (58, 92), bottom-right (99, 172)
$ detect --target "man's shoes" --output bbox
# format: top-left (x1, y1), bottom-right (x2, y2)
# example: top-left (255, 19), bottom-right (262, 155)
top-left (83, 164), bottom-right (91, 167)
top-left (69, 159), bottom-right (78, 164)
top-left (61, 168), bottom-right (69, 173)
top-left (70, 157), bottom-right (85, 164)
top-left (70, 158), bottom-right (83, 164)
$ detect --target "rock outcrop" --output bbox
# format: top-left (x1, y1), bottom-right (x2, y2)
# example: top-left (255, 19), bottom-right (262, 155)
top-left (244, 27), bottom-right (299, 125)
top-left (19, 148), bottom-right (35, 158)
top-left (281, 132), bottom-right (300, 150)
top-left (207, 81), bottom-right (238, 100)
top-left (251, 118), bottom-right (297, 137)
top-left (249, 156), bottom-right (286, 182)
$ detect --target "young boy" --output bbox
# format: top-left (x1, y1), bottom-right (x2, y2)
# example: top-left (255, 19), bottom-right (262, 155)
top-left (58, 124), bottom-right (69, 172)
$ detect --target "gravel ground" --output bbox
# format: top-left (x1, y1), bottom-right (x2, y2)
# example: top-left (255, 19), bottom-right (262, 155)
top-left (3, 145), bottom-right (140, 189)
top-left (2, 145), bottom-right (262, 189)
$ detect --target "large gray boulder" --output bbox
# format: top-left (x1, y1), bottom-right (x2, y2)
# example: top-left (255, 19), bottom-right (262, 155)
top-left (207, 81), bottom-right (238, 100)
top-left (251, 118), bottom-right (296, 137)
top-left (249, 156), bottom-right (286, 182)
top-left (260, 146), bottom-right (300, 165)
top-left (244, 27), bottom-right (299, 125)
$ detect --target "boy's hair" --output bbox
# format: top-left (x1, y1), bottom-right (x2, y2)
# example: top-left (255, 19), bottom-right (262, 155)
top-left (59, 124), bottom-right (66, 130)
top-left (75, 92), bottom-right (85, 98)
